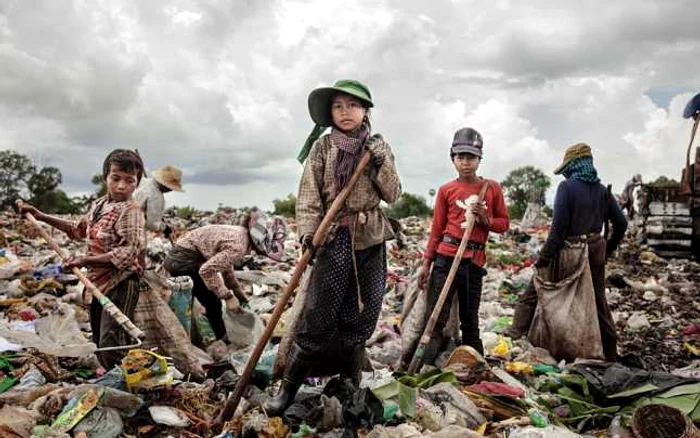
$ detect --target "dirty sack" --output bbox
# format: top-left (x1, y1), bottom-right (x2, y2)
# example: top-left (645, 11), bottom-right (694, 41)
top-left (132, 282), bottom-right (205, 379)
top-left (400, 274), bottom-right (460, 363)
top-left (0, 405), bottom-right (41, 438)
top-left (528, 241), bottom-right (604, 362)
top-left (274, 269), bottom-right (312, 378)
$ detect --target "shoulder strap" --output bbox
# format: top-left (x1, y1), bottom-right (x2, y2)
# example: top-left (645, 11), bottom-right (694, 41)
top-left (479, 178), bottom-right (490, 200)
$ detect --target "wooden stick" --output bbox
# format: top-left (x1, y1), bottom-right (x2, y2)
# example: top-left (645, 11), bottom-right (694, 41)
top-left (680, 116), bottom-right (699, 195)
top-left (23, 211), bottom-right (145, 341)
top-left (407, 182), bottom-right (489, 374)
top-left (215, 153), bottom-right (373, 425)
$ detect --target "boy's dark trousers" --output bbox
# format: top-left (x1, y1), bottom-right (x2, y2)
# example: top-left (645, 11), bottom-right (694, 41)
top-left (409, 255), bottom-right (487, 365)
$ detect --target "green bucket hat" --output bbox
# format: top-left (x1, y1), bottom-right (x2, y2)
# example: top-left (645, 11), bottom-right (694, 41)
top-left (308, 79), bottom-right (374, 126)
top-left (298, 79), bottom-right (374, 163)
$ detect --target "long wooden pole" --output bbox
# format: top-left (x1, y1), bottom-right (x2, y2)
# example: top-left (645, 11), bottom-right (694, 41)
top-left (407, 182), bottom-right (489, 374)
top-left (22, 211), bottom-right (145, 342)
top-left (680, 116), bottom-right (699, 195)
top-left (216, 153), bottom-right (373, 425)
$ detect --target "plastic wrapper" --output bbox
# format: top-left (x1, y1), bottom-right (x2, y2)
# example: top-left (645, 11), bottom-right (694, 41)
top-left (69, 385), bottom-right (142, 417)
top-left (50, 386), bottom-right (103, 434)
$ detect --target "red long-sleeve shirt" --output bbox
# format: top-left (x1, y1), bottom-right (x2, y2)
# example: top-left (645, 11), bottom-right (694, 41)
top-left (424, 178), bottom-right (510, 267)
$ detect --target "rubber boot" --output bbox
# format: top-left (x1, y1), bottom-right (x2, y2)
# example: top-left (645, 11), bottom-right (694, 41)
top-left (340, 345), bottom-right (365, 386)
top-left (264, 343), bottom-right (311, 416)
top-left (421, 336), bottom-right (443, 367)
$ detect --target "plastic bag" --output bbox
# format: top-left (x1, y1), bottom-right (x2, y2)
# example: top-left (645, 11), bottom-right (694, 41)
top-left (167, 278), bottom-right (194, 333)
top-left (229, 343), bottom-right (277, 384)
top-left (149, 406), bottom-right (191, 427)
top-left (424, 425), bottom-right (483, 438)
top-left (365, 424), bottom-right (423, 438)
top-left (0, 383), bottom-right (62, 408)
top-left (14, 364), bottom-right (46, 390)
top-left (73, 407), bottom-right (123, 438)
top-left (508, 426), bottom-right (583, 437)
top-left (0, 260), bottom-right (32, 280)
top-left (0, 305), bottom-right (96, 357)
top-left (223, 308), bottom-right (265, 350)
top-left (489, 336), bottom-right (512, 358)
top-left (422, 382), bottom-right (487, 429)
top-left (485, 315), bottom-right (513, 334)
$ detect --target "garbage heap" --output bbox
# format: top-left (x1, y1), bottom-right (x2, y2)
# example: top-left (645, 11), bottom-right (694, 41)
top-left (0, 209), bottom-right (698, 438)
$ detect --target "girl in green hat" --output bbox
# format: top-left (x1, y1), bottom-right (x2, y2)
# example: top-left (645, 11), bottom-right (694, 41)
top-left (265, 80), bottom-right (402, 415)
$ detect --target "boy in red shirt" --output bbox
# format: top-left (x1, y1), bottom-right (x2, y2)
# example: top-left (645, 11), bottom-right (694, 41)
top-left (405, 128), bottom-right (509, 365)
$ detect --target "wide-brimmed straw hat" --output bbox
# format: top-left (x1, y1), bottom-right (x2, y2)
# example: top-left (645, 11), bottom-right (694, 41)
top-left (152, 166), bottom-right (184, 192)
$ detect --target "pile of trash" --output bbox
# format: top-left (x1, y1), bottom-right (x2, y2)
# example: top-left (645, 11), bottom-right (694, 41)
top-left (0, 208), bottom-right (698, 437)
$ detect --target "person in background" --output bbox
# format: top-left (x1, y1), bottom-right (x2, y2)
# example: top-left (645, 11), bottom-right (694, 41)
top-left (163, 209), bottom-right (286, 342)
top-left (619, 174), bottom-right (642, 219)
top-left (134, 165), bottom-right (184, 239)
top-left (505, 144), bottom-right (627, 362)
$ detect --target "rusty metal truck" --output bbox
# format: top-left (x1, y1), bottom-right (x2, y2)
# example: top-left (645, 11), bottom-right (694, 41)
top-left (641, 92), bottom-right (700, 260)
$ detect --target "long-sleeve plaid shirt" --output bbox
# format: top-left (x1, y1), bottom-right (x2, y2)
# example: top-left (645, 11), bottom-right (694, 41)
top-left (297, 134), bottom-right (402, 250)
top-left (175, 225), bottom-right (249, 299)
top-left (67, 196), bottom-right (146, 294)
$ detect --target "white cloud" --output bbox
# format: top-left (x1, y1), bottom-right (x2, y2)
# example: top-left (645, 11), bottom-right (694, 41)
top-left (623, 93), bottom-right (697, 182)
top-left (0, 0), bottom-right (699, 210)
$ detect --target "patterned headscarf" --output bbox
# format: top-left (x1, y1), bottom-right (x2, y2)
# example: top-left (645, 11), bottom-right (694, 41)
top-left (248, 210), bottom-right (287, 261)
top-left (560, 156), bottom-right (600, 183)
top-left (329, 118), bottom-right (370, 193)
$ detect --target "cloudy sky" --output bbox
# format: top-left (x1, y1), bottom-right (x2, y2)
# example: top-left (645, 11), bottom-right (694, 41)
top-left (1, 0), bottom-right (699, 210)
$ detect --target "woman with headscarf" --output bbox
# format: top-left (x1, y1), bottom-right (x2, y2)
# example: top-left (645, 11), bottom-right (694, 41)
top-left (505, 143), bottom-right (627, 362)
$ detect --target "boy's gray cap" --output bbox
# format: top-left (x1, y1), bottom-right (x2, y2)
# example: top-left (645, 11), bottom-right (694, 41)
top-left (451, 127), bottom-right (483, 157)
